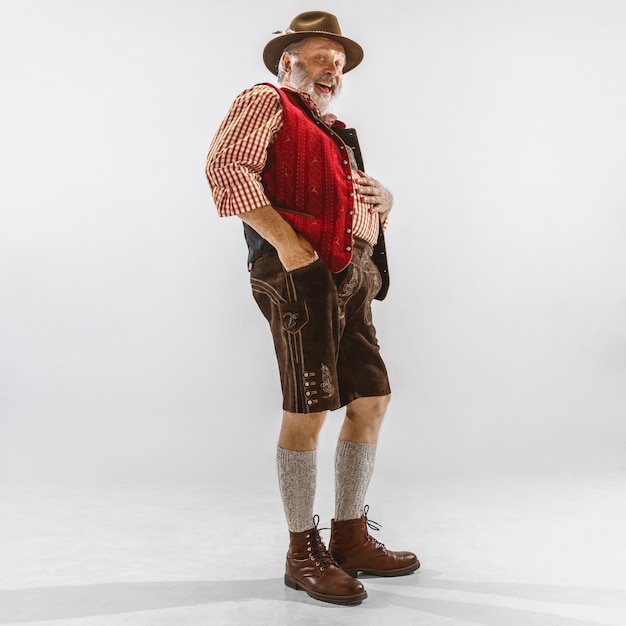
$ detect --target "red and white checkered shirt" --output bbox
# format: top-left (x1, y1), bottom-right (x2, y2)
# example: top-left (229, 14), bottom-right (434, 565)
top-left (206, 84), bottom-right (382, 245)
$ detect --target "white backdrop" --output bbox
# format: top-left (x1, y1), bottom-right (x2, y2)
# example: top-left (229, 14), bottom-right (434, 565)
top-left (1, 0), bottom-right (625, 485)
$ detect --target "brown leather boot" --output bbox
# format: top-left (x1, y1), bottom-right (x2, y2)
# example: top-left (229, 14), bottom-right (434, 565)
top-left (329, 506), bottom-right (420, 577)
top-left (284, 516), bottom-right (367, 605)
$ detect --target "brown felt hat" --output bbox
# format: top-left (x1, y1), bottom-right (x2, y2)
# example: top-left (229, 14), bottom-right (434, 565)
top-left (263, 11), bottom-right (364, 75)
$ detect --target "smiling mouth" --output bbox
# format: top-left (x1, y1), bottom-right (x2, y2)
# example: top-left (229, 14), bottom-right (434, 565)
top-left (315, 82), bottom-right (332, 94)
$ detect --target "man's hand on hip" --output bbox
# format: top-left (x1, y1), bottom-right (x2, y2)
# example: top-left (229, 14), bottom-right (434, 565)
top-left (276, 233), bottom-right (319, 272)
top-left (238, 205), bottom-right (318, 272)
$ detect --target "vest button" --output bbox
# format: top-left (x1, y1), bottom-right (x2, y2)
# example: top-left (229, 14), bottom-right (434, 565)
top-left (346, 228), bottom-right (352, 234)
top-left (348, 210), bottom-right (354, 215)
top-left (340, 145), bottom-right (345, 150)
top-left (347, 175), bottom-right (352, 180)
top-left (342, 160), bottom-right (348, 165)
top-left (349, 192), bottom-right (354, 197)
top-left (345, 246), bottom-right (352, 252)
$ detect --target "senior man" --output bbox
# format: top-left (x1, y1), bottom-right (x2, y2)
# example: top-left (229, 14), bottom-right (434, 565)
top-left (206, 11), bottom-right (419, 605)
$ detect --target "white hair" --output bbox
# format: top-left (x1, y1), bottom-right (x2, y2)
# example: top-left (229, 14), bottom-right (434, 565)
top-left (277, 40), bottom-right (305, 84)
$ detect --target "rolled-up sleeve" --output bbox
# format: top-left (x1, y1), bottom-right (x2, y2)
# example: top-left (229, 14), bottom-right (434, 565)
top-left (206, 85), bottom-right (283, 217)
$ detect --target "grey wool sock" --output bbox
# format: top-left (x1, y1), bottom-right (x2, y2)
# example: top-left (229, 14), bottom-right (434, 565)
top-left (335, 440), bottom-right (378, 521)
top-left (276, 446), bottom-right (317, 533)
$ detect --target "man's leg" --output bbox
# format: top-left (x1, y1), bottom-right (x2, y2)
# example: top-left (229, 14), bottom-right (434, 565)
top-left (338, 394), bottom-right (389, 443)
top-left (278, 408), bottom-right (367, 604)
top-left (330, 393), bottom-right (420, 577)
top-left (279, 410), bottom-right (327, 451)
top-left (276, 409), bottom-right (326, 533)
top-left (335, 394), bottom-right (389, 521)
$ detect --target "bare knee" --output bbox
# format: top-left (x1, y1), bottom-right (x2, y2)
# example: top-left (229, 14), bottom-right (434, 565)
top-left (341, 394), bottom-right (391, 443)
top-left (278, 410), bottom-right (327, 451)
top-left (346, 394), bottom-right (391, 421)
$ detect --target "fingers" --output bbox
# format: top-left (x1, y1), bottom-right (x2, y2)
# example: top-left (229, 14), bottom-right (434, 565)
top-left (355, 180), bottom-right (387, 213)
top-left (354, 172), bottom-right (393, 215)
top-left (355, 175), bottom-right (380, 199)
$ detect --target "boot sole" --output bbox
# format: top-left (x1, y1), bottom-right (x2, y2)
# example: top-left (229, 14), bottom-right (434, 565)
top-left (284, 574), bottom-right (367, 605)
top-left (344, 561), bottom-right (421, 578)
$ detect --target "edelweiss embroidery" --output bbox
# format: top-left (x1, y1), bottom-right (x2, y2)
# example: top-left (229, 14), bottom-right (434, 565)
top-left (283, 312), bottom-right (299, 329)
top-left (320, 363), bottom-right (334, 398)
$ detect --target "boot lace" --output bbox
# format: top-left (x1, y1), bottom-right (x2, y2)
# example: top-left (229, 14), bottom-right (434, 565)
top-left (364, 505), bottom-right (389, 554)
top-left (306, 515), bottom-right (338, 572)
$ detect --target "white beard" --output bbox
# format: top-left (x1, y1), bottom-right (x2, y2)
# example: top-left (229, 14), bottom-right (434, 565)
top-left (289, 61), bottom-right (341, 115)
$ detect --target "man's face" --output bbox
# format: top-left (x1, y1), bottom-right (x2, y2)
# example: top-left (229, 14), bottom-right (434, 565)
top-left (283, 37), bottom-right (346, 114)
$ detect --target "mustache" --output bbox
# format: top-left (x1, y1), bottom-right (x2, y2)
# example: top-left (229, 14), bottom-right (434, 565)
top-left (312, 74), bottom-right (340, 94)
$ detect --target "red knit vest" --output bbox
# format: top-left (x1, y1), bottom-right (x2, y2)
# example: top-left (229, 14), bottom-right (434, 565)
top-left (261, 85), bottom-right (355, 273)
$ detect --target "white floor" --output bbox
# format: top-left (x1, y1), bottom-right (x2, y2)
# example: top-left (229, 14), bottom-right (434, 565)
top-left (1, 472), bottom-right (625, 626)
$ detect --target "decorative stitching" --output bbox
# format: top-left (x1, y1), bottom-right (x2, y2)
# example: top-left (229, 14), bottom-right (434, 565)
top-left (283, 312), bottom-right (299, 330)
top-left (337, 266), bottom-right (360, 317)
top-left (320, 363), bottom-right (334, 398)
top-left (250, 278), bottom-right (287, 304)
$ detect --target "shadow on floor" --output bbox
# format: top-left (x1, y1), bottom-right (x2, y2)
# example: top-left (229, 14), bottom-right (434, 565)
top-left (0, 571), bottom-right (623, 625)
top-left (367, 569), bottom-right (626, 606)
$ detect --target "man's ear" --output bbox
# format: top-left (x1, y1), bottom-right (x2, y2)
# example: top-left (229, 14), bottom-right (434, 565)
top-left (281, 51), bottom-right (293, 73)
